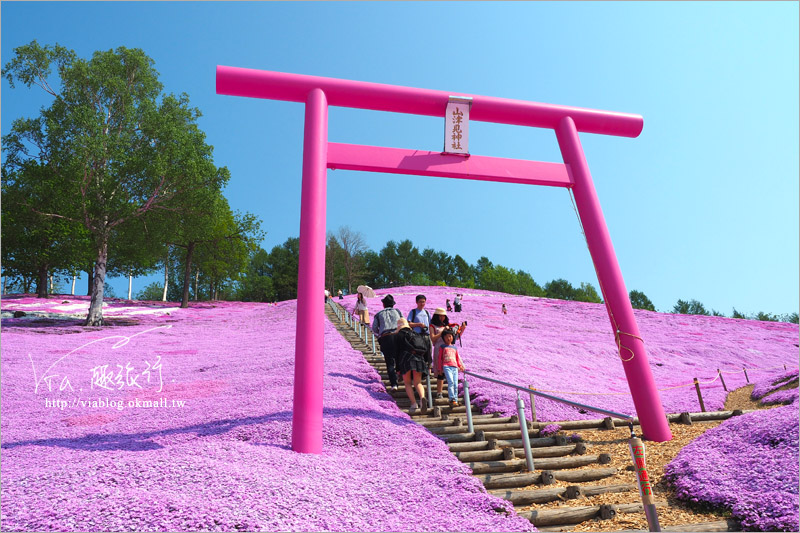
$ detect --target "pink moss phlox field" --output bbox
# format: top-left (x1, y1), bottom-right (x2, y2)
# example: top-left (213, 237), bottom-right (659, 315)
top-left (2, 295), bottom-right (534, 532)
top-left (664, 405), bottom-right (799, 531)
top-left (751, 369), bottom-right (799, 400)
top-left (340, 286), bottom-right (798, 421)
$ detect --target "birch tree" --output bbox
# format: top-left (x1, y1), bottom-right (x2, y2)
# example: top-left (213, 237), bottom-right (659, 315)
top-left (3, 41), bottom-right (227, 325)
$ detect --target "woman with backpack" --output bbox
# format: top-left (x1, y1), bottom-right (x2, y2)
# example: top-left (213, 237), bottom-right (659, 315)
top-left (394, 318), bottom-right (428, 415)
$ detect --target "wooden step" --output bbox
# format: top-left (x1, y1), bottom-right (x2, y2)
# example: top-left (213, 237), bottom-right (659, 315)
top-left (476, 467), bottom-right (618, 490)
top-left (468, 454), bottom-right (611, 475)
top-left (430, 421), bottom-right (527, 435)
top-left (519, 501), bottom-right (666, 527)
top-left (447, 435), bottom-right (564, 452)
top-left (455, 443), bottom-right (585, 463)
top-left (490, 483), bottom-right (637, 505)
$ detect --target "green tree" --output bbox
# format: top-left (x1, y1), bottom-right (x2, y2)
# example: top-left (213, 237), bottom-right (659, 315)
top-left (325, 234), bottom-right (346, 294)
top-left (237, 247), bottom-right (275, 302)
top-left (629, 289), bottom-right (656, 311)
top-left (782, 312), bottom-right (799, 324)
top-left (2, 142), bottom-right (92, 298)
top-left (574, 282), bottom-right (602, 303)
top-left (544, 278), bottom-right (576, 301)
top-left (452, 254), bottom-right (475, 288)
top-left (515, 270), bottom-right (545, 297)
top-left (732, 308), bottom-right (748, 319)
top-left (196, 206), bottom-right (261, 301)
top-left (267, 237), bottom-right (300, 301)
top-left (479, 264), bottom-right (516, 293)
top-left (136, 281), bottom-right (165, 301)
top-left (754, 311), bottom-right (779, 322)
top-left (672, 299), bottom-right (709, 316)
top-left (3, 42), bottom-right (227, 325)
top-left (473, 256), bottom-right (493, 288)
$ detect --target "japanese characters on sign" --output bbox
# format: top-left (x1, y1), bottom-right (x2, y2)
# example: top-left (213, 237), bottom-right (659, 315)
top-left (629, 439), bottom-right (655, 501)
top-left (444, 96), bottom-right (472, 155)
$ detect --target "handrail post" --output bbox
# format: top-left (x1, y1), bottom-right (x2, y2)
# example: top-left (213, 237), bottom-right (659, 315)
top-left (426, 371), bottom-right (433, 410)
top-left (516, 392), bottom-right (535, 471)
top-left (371, 329), bottom-right (376, 353)
top-left (463, 374), bottom-right (474, 434)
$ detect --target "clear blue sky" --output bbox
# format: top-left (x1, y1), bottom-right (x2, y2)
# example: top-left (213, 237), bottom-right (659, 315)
top-left (2, 1), bottom-right (798, 316)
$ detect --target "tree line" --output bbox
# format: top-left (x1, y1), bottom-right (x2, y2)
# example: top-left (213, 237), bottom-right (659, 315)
top-left (1, 42), bottom-right (262, 325)
top-left (236, 228), bottom-right (798, 324)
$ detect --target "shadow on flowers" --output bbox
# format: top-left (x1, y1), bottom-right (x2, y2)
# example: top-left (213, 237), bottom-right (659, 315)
top-left (2, 406), bottom-right (416, 452)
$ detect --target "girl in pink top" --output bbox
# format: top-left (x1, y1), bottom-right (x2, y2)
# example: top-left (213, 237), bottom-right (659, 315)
top-left (435, 329), bottom-right (466, 407)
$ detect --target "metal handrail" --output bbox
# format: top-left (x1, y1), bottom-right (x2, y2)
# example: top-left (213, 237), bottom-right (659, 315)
top-left (463, 370), bottom-right (633, 421)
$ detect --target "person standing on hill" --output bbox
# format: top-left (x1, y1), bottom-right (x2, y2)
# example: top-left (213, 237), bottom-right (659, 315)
top-left (372, 294), bottom-right (403, 391)
top-left (453, 293), bottom-right (462, 312)
top-left (502, 303), bottom-right (507, 315)
top-left (355, 291), bottom-right (369, 324)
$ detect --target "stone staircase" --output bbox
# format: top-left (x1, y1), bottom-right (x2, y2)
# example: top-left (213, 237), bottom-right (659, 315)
top-left (325, 302), bottom-right (738, 531)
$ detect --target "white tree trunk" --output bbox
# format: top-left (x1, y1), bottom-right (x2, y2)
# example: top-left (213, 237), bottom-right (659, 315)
top-left (71, 275), bottom-right (76, 295)
top-left (49, 275), bottom-right (54, 294)
top-left (194, 269), bottom-right (199, 301)
top-left (162, 257), bottom-right (169, 302)
top-left (128, 273), bottom-right (133, 300)
top-left (2, 276), bottom-right (6, 295)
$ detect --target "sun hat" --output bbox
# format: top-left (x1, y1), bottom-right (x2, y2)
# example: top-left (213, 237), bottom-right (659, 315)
top-left (433, 307), bottom-right (447, 316)
top-left (396, 318), bottom-right (410, 330)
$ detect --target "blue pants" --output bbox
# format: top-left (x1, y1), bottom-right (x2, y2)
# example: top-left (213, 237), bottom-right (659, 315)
top-left (444, 366), bottom-right (459, 401)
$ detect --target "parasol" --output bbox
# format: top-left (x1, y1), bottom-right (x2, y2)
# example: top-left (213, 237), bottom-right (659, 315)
top-left (356, 285), bottom-right (376, 298)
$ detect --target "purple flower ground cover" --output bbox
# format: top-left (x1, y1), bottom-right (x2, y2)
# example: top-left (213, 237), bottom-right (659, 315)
top-left (665, 404), bottom-right (799, 531)
top-left (751, 369), bottom-right (799, 400)
top-left (3, 287), bottom-right (798, 531)
top-left (340, 286), bottom-right (799, 420)
top-left (1, 295), bottom-right (532, 532)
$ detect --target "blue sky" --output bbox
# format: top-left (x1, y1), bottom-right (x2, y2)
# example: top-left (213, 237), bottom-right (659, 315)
top-left (2, 1), bottom-right (798, 316)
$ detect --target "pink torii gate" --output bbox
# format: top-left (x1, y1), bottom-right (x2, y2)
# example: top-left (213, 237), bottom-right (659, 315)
top-left (216, 66), bottom-right (673, 453)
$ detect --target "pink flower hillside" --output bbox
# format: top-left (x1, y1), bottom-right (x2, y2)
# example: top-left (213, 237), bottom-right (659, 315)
top-left (340, 286), bottom-right (798, 421)
top-left (664, 404), bottom-right (799, 531)
top-left (1, 296), bottom-right (534, 532)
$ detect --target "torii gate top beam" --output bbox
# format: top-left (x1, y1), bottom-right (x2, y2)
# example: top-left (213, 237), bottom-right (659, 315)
top-left (216, 65), bottom-right (643, 138)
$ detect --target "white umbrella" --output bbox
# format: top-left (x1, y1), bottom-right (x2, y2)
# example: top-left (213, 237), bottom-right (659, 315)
top-left (356, 285), bottom-right (376, 298)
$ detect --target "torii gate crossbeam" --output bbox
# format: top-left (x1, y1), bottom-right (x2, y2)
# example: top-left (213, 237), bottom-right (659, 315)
top-left (216, 66), bottom-right (673, 453)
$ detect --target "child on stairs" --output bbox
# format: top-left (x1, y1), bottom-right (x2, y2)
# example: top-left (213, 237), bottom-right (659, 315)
top-left (435, 329), bottom-right (466, 408)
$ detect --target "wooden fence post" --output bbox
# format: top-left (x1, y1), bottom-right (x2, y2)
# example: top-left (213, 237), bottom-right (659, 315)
top-left (718, 369), bottom-right (727, 392)
top-left (693, 378), bottom-right (706, 412)
top-left (743, 367), bottom-right (750, 383)
top-left (529, 385), bottom-right (537, 423)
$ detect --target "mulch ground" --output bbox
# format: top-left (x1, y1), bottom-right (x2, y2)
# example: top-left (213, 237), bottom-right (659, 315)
top-left (518, 384), bottom-right (785, 531)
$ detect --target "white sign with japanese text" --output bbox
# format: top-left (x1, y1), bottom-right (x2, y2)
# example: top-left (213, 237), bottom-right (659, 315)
top-left (444, 97), bottom-right (472, 155)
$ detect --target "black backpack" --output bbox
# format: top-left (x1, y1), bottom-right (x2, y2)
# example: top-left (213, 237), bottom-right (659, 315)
top-left (399, 328), bottom-right (428, 357)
